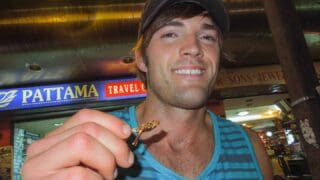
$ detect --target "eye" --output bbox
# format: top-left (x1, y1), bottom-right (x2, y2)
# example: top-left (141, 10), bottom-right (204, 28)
top-left (160, 32), bottom-right (178, 39)
top-left (200, 34), bottom-right (218, 42)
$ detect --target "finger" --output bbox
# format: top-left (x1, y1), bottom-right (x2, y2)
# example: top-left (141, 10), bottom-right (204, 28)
top-left (27, 122), bottom-right (134, 168)
top-left (23, 133), bottom-right (119, 179)
top-left (47, 109), bottom-right (131, 139)
top-left (49, 166), bottom-right (105, 180)
top-left (23, 166), bottom-right (105, 180)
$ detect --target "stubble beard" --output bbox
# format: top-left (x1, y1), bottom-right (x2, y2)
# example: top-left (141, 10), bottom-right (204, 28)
top-left (172, 89), bottom-right (209, 109)
top-left (149, 78), bottom-right (211, 110)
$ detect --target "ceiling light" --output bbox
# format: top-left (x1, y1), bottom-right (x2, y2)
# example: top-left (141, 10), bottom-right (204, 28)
top-left (266, 131), bottom-right (273, 137)
top-left (265, 110), bottom-right (275, 115)
top-left (229, 114), bottom-right (262, 122)
top-left (26, 63), bottom-right (42, 72)
top-left (237, 111), bottom-right (249, 116)
top-left (269, 84), bottom-right (285, 93)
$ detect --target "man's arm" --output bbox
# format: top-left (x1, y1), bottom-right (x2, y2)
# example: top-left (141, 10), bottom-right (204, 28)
top-left (245, 128), bottom-right (274, 180)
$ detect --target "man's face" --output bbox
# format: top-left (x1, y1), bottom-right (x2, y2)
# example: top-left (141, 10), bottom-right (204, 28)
top-left (138, 15), bottom-right (221, 109)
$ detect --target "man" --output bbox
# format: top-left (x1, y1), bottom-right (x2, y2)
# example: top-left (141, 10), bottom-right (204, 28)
top-left (22, 0), bottom-right (273, 179)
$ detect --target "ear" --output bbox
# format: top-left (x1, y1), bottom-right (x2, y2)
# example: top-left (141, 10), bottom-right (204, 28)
top-left (135, 49), bottom-right (148, 72)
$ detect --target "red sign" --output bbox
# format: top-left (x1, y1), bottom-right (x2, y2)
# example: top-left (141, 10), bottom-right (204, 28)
top-left (105, 79), bottom-right (147, 97)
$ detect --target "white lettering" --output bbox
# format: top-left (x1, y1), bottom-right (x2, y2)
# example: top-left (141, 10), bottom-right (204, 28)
top-left (32, 89), bottom-right (44, 103)
top-left (43, 88), bottom-right (55, 101)
top-left (88, 84), bottom-right (98, 97)
top-left (113, 85), bottom-right (118, 95)
top-left (107, 86), bottom-right (113, 95)
top-left (75, 85), bottom-right (87, 98)
top-left (22, 90), bottom-right (33, 103)
top-left (108, 82), bottom-right (145, 95)
top-left (119, 85), bottom-right (124, 94)
top-left (56, 87), bottom-right (64, 100)
top-left (21, 84), bottom-right (99, 104)
top-left (64, 86), bottom-right (75, 99)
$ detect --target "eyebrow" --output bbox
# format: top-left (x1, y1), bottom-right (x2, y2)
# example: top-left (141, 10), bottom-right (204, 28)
top-left (164, 20), bottom-right (218, 31)
top-left (201, 23), bottom-right (218, 31)
top-left (163, 21), bottom-right (184, 28)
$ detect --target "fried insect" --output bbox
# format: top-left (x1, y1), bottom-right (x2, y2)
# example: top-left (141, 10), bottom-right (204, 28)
top-left (131, 120), bottom-right (160, 146)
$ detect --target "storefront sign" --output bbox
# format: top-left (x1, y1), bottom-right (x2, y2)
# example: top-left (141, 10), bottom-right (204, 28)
top-left (105, 79), bottom-right (146, 97)
top-left (215, 62), bottom-right (320, 89)
top-left (0, 78), bottom-right (146, 111)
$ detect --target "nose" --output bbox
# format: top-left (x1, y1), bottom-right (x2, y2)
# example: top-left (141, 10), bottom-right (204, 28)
top-left (180, 35), bottom-right (203, 58)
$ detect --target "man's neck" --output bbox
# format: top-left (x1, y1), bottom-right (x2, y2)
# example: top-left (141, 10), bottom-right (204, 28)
top-left (135, 100), bottom-right (212, 148)
top-left (135, 100), bottom-right (214, 178)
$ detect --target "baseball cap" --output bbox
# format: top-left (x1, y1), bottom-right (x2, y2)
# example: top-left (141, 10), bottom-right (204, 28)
top-left (138, 0), bottom-right (230, 37)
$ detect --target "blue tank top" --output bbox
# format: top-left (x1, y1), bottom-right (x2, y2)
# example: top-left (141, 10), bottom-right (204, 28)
top-left (110, 106), bottom-right (263, 180)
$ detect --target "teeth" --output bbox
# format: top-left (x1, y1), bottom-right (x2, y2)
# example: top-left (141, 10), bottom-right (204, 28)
top-left (175, 69), bottom-right (203, 75)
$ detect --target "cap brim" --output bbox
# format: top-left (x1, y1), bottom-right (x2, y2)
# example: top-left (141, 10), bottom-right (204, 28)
top-left (139, 0), bottom-right (230, 37)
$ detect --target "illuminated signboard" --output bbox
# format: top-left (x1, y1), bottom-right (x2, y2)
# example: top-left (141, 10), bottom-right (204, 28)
top-left (0, 78), bottom-right (146, 111)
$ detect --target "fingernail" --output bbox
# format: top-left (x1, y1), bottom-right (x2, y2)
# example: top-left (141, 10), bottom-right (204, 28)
top-left (113, 168), bottom-right (118, 179)
top-left (128, 151), bottom-right (134, 165)
top-left (122, 124), bottom-right (131, 136)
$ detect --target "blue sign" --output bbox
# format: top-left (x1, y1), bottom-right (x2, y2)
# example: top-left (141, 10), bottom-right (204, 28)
top-left (0, 78), bottom-right (146, 111)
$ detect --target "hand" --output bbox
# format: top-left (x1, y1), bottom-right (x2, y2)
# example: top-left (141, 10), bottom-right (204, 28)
top-left (22, 109), bottom-right (134, 180)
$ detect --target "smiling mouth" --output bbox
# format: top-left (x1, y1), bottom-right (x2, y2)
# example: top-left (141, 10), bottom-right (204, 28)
top-left (174, 69), bottom-right (204, 75)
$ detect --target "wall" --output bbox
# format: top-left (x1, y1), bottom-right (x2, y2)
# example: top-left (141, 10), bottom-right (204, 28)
top-left (0, 119), bottom-right (11, 146)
